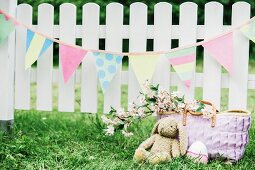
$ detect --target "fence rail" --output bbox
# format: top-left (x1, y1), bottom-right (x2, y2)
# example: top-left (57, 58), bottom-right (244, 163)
top-left (28, 69), bottom-right (255, 89)
top-left (0, 2), bottom-right (254, 124)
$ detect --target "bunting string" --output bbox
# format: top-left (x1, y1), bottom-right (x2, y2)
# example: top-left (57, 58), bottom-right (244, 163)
top-left (0, 9), bottom-right (254, 56)
top-left (0, 8), bottom-right (255, 91)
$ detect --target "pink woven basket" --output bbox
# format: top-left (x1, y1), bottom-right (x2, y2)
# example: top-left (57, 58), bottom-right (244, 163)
top-left (158, 108), bottom-right (251, 161)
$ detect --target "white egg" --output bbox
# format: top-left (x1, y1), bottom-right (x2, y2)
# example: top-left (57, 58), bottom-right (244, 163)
top-left (187, 141), bottom-right (208, 164)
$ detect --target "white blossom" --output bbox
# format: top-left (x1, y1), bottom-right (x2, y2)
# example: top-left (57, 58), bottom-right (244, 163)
top-left (137, 108), bottom-right (145, 118)
top-left (116, 108), bottom-right (125, 118)
top-left (147, 90), bottom-right (154, 98)
top-left (101, 115), bottom-right (113, 124)
top-left (178, 103), bottom-right (185, 109)
top-left (201, 105), bottom-right (214, 119)
top-left (139, 95), bottom-right (146, 104)
top-left (121, 130), bottom-right (134, 137)
top-left (105, 125), bottom-right (115, 136)
top-left (171, 91), bottom-right (183, 98)
top-left (185, 100), bottom-right (199, 111)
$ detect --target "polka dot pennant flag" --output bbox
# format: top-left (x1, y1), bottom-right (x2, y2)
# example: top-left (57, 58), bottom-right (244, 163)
top-left (93, 52), bottom-right (123, 93)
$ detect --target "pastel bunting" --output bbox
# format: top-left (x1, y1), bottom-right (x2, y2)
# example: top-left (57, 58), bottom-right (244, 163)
top-left (93, 52), bottom-right (123, 93)
top-left (202, 33), bottom-right (233, 73)
top-left (129, 54), bottom-right (161, 90)
top-left (60, 44), bottom-right (87, 83)
top-left (165, 47), bottom-right (196, 88)
top-left (240, 20), bottom-right (255, 43)
top-left (25, 29), bottom-right (53, 69)
top-left (0, 14), bottom-right (14, 43)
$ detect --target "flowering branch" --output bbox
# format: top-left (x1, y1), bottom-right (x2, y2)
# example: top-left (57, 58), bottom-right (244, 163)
top-left (100, 80), bottom-right (214, 137)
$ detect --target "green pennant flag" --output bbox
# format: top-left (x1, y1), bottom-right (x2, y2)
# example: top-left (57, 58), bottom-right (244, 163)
top-left (240, 20), bottom-right (255, 43)
top-left (0, 14), bottom-right (14, 44)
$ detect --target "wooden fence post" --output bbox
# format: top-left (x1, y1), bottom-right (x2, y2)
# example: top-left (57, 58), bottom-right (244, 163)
top-left (0, 0), bottom-right (17, 132)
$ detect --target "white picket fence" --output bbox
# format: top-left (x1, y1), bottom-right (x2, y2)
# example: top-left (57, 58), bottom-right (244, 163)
top-left (0, 1), bottom-right (254, 122)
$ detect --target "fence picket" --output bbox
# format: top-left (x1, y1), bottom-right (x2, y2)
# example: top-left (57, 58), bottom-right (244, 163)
top-left (0, 2), bottom-right (254, 114)
top-left (178, 2), bottom-right (197, 100)
top-left (15, 4), bottom-right (32, 110)
top-left (36, 3), bottom-right (54, 111)
top-left (153, 2), bottom-right (171, 91)
top-left (128, 2), bottom-right (147, 105)
top-left (228, 2), bottom-right (250, 109)
top-left (0, 0), bottom-right (16, 121)
top-left (58, 3), bottom-right (76, 112)
top-left (203, 2), bottom-right (223, 109)
top-left (103, 3), bottom-right (123, 113)
top-left (81, 3), bottom-right (100, 113)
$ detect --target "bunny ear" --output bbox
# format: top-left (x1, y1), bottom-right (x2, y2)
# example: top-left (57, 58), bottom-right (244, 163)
top-left (177, 122), bottom-right (188, 155)
top-left (151, 120), bottom-right (161, 135)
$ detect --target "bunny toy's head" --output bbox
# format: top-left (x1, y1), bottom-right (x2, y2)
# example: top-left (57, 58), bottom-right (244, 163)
top-left (152, 118), bottom-right (179, 138)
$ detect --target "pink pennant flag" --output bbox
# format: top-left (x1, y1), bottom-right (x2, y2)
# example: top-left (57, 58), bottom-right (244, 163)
top-left (60, 44), bottom-right (87, 83)
top-left (202, 32), bottom-right (233, 73)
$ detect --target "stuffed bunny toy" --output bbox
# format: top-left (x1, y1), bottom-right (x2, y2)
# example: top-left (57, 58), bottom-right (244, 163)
top-left (134, 117), bottom-right (187, 164)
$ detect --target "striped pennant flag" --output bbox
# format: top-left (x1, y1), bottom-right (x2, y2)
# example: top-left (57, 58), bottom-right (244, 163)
top-left (92, 52), bottom-right (123, 93)
top-left (241, 20), bottom-right (255, 43)
top-left (129, 54), bottom-right (161, 90)
top-left (165, 47), bottom-right (196, 88)
top-left (25, 29), bottom-right (53, 69)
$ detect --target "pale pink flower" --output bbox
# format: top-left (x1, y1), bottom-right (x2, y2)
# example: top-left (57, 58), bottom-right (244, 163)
top-left (116, 108), bottom-right (125, 118)
top-left (202, 105), bottom-right (214, 119)
top-left (150, 104), bottom-right (156, 112)
top-left (178, 103), bottom-right (186, 109)
top-left (128, 102), bottom-right (136, 110)
top-left (186, 100), bottom-right (199, 111)
top-left (137, 108), bottom-right (145, 118)
top-left (158, 90), bottom-right (168, 99)
top-left (139, 95), bottom-right (146, 104)
top-left (142, 80), bottom-right (151, 94)
top-left (158, 102), bottom-right (165, 109)
top-left (147, 90), bottom-right (154, 98)
top-left (105, 125), bottom-right (115, 136)
top-left (101, 115), bottom-right (113, 124)
top-left (171, 91), bottom-right (183, 98)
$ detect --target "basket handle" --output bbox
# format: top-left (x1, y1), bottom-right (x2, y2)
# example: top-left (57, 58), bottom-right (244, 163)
top-left (182, 100), bottom-right (217, 127)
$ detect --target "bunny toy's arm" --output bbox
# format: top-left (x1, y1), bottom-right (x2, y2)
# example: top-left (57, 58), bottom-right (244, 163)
top-left (171, 139), bottom-right (181, 158)
top-left (139, 134), bottom-right (157, 150)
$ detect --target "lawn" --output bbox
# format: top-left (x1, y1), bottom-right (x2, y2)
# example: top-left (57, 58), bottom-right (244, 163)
top-left (0, 62), bottom-right (255, 169)
top-left (0, 85), bottom-right (254, 169)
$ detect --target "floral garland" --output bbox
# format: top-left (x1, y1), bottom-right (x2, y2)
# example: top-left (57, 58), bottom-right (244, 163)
top-left (101, 80), bottom-right (214, 137)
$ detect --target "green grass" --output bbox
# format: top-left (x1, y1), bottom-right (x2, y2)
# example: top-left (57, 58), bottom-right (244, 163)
top-left (1, 62), bottom-right (255, 169)
top-left (0, 110), bottom-right (254, 170)
top-left (0, 85), bottom-right (255, 169)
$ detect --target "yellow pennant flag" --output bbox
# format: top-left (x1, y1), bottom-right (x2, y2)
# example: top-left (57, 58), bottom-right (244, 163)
top-left (128, 54), bottom-right (161, 89)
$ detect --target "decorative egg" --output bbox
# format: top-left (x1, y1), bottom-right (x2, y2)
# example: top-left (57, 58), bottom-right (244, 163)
top-left (187, 141), bottom-right (208, 164)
